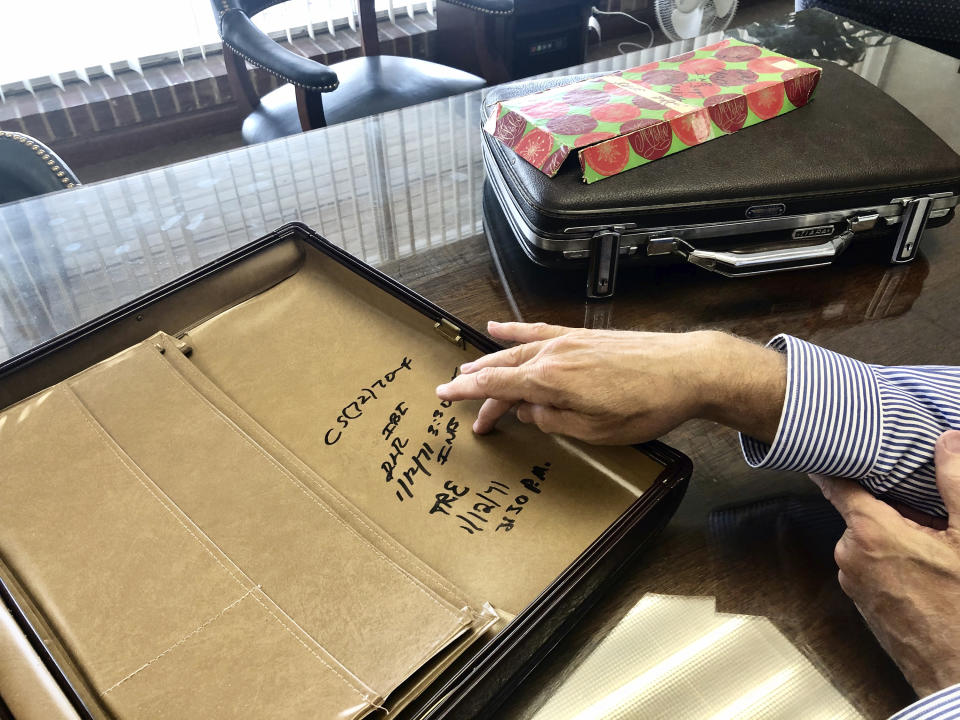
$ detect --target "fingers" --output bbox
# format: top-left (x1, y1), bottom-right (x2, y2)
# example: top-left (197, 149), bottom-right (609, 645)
top-left (472, 399), bottom-right (602, 442)
top-left (459, 341), bottom-right (546, 375)
top-left (453, 319), bottom-right (576, 380)
top-left (473, 398), bottom-right (515, 434)
top-left (811, 474), bottom-right (901, 526)
top-left (516, 403), bottom-right (599, 441)
top-left (437, 366), bottom-right (531, 403)
top-left (935, 430), bottom-right (960, 525)
top-left (486, 320), bottom-right (574, 344)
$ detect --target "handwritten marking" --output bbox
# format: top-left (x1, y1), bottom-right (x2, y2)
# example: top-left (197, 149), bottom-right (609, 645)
top-left (381, 402), bottom-right (408, 441)
top-left (394, 441), bottom-right (434, 502)
top-left (381, 436), bottom-right (409, 487)
top-left (325, 358), bottom-right (412, 445)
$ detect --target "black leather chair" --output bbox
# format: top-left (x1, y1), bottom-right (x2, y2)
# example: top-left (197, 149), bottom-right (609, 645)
top-left (0, 130), bottom-right (79, 205)
top-left (211, 0), bottom-right (486, 144)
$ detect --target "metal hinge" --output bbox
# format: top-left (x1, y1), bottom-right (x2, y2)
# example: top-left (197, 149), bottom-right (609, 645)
top-left (646, 235), bottom-right (680, 256)
top-left (434, 318), bottom-right (465, 348)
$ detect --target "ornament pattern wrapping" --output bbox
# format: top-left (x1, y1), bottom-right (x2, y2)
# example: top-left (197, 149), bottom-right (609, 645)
top-left (484, 38), bottom-right (821, 183)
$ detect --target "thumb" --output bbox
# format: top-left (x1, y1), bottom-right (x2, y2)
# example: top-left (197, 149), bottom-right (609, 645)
top-left (935, 430), bottom-right (960, 525)
top-left (810, 474), bottom-right (902, 525)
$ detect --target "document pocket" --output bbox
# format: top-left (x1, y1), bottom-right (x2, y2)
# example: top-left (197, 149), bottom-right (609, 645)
top-left (0, 386), bottom-right (380, 718)
top-left (0, 338), bottom-right (487, 718)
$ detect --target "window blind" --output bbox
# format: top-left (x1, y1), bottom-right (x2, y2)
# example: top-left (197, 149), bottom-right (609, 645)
top-left (0, 0), bottom-right (433, 99)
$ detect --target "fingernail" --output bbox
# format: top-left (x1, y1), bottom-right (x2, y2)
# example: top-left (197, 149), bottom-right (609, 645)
top-left (943, 430), bottom-right (960, 454)
top-left (460, 362), bottom-right (474, 372)
top-left (488, 320), bottom-right (501, 328)
top-left (435, 384), bottom-right (447, 394)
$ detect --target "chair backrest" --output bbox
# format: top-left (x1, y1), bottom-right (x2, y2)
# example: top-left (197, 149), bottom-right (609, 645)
top-left (0, 131), bottom-right (79, 205)
top-left (209, 0), bottom-right (381, 55)
top-left (209, 0), bottom-right (381, 115)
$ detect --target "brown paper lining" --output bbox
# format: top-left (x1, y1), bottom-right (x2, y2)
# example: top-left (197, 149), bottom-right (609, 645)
top-left (0, 236), bottom-right (668, 718)
top-left (0, 385), bottom-right (380, 718)
top-left (183, 244), bottom-right (663, 615)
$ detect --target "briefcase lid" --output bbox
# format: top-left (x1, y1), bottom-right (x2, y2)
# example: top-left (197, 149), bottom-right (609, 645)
top-left (483, 61), bottom-right (960, 229)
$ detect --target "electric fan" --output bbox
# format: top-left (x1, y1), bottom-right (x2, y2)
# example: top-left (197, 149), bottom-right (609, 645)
top-left (655, 0), bottom-right (739, 40)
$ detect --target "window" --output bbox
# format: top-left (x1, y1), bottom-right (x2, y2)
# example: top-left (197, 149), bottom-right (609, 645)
top-left (0, 0), bottom-right (432, 95)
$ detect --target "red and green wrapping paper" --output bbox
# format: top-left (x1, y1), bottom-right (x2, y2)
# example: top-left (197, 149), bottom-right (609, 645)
top-left (483, 39), bottom-right (821, 184)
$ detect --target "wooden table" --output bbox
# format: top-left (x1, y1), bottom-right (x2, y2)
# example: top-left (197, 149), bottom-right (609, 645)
top-left (2, 8), bottom-right (958, 717)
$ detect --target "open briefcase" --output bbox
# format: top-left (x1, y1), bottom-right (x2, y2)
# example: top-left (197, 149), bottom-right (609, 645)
top-left (482, 61), bottom-right (960, 298)
top-left (0, 223), bottom-right (690, 719)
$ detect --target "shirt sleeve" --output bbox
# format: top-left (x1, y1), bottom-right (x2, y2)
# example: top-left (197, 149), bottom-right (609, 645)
top-left (739, 334), bottom-right (960, 517)
top-left (888, 684), bottom-right (960, 720)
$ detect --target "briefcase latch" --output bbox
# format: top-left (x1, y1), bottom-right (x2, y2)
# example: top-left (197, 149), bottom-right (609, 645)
top-left (891, 196), bottom-right (932, 264)
top-left (587, 231), bottom-right (620, 300)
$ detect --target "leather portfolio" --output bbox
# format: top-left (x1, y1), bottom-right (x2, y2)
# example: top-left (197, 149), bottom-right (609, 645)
top-left (0, 223), bottom-right (690, 719)
top-left (482, 62), bottom-right (960, 298)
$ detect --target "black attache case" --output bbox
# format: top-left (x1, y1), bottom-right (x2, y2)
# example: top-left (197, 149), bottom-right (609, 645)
top-left (481, 62), bottom-right (960, 298)
top-left (0, 223), bottom-right (690, 720)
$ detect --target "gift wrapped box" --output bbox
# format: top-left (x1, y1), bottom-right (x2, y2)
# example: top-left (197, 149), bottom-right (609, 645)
top-left (483, 39), bottom-right (821, 183)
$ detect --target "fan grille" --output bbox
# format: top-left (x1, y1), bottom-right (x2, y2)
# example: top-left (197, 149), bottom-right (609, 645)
top-left (654, 0), bottom-right (740, 42)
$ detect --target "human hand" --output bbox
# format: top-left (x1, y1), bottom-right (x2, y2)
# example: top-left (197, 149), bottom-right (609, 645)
top-left (435, 321), bottom-right (787, 445)
top-left (813, 430), bottom-right (960, 698)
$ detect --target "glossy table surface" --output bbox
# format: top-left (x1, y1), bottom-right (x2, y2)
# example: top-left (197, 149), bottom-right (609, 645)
top-left (3, 8), bottom-right (960, 718)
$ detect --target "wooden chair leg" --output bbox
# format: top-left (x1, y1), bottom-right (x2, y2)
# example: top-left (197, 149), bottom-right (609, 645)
top-left (295, 87), bottom-right (328, 130)
top-left (223, 44), bottom-right (260, 114)
top-left (357, 0), bottom-right (381, 57)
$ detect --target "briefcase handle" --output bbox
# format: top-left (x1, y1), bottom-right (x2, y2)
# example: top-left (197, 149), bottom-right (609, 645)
top-left (661, 213), bottom-right (883, 278)
top-left (683, 230), bottom-right (855, 277)
top-left (655, 196), bottom-right (942, 277)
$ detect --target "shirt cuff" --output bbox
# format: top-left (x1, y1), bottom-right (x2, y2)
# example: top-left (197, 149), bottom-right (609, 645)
top-left (889, 684), bottom-right (960, 720)
top-left (739, 334), bottom-right (882, 478)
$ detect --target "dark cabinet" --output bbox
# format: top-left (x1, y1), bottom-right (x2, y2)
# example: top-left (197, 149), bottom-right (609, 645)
top-left (437, 0), bottom-right (595, 84)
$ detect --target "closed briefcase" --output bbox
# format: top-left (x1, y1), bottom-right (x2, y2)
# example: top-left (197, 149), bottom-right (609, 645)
top-left (481, 62), bottom-right (960, 298)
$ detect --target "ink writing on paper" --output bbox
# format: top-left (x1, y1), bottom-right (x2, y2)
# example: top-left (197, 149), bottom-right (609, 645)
top-left (392, 441), bottom-right (435, 502)
top-left (381, 401), bottom-right (408, 441)
top-left (382, 365), bottom-right (464, 503)
top-left (324, 357), bottom-right (412, 445)
top-left (429, 462), bottom-right (552, 535)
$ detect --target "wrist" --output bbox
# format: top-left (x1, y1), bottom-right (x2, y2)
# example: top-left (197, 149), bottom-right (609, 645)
top-left (694, 332), bottom-right (787, 444)
top-left (683, 330), bottom-right (737, 420)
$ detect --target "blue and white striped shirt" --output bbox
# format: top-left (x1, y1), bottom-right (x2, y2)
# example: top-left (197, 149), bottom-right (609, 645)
top-left (738, 334), bottom-right (960, 719)
top-left (741, 334), bottom-right (960, 518)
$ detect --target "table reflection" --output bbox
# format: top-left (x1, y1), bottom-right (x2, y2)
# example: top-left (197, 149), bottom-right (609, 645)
top-left (523, 592), bottom-right (861, 720)
top-left (2, 10), bottom-right (956, 364)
